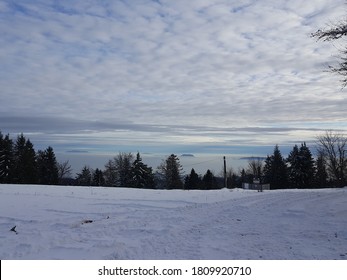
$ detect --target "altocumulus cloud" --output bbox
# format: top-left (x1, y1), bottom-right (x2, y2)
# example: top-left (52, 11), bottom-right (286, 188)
top-left (0, 0), bottom-right (346, 155)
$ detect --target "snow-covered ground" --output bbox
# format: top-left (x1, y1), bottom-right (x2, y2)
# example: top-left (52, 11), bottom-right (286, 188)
top-left (0, 184), bottom-right (346, 260)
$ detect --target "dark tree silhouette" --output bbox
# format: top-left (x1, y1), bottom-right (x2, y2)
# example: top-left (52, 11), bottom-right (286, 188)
top-left (13, 134), bottom-right (37, 184)
top-left (263, 145), bottom-right (288, 189)
top-left (312, 9), bottom-right (347, 87)
top-left (130, 152), bottom-right (154, 188)
top-left (316, 131), bottom-right (347, 187)
top-left (57, 160), bottom-right (72, 183)
top-left (37, 146), bottom-right (59, 185)
top-left (184, 168), bottom-right (201, 190)
top-left (0, 132), bottom-right (14, 183)
top-left (158, 154), bottom-right (183, 189)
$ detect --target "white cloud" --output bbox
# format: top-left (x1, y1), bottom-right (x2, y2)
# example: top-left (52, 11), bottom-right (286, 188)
top-left (0, 0), bottom-right (346, 155)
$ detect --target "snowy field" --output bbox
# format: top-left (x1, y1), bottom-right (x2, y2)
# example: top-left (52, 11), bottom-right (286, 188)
top-left (0, 184), bottom-right (346, 260)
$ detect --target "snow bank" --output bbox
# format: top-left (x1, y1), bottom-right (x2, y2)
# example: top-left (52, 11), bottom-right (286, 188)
top-left (0, 184), bottom-right (346, 259)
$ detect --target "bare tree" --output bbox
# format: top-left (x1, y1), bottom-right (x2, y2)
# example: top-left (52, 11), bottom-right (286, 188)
top-left (312, 11), bottom-right (347, 87)
top-left (103, 152), bottom-right (134, 187)
top-left (57, 160), bottom-right (72, 181)
top-left (316, 131), bottom-right (347, 186)
top-left (114, 152), bottom-right (134, 187)
top-left (247, 158), bottom-right (263, 181)
top-left (104, 159), bottom-right (117, 186)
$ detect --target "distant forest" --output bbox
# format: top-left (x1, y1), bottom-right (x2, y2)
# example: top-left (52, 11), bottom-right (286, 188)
top-left (1, 130), bottom-right (346, 189)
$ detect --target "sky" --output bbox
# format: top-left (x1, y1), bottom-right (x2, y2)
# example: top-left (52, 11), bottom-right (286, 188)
top-left (1, 0), bottom-right (347, 173)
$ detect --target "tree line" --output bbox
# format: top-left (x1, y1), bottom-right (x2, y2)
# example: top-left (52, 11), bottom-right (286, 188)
top-left (0, 132), bottom-right (60, 185)
top-left (1, 130), bottom-right (346, 189)
top-left (76, 153), bottom-right (221, 189)
top-left (0, 131), bottom-right (226, 189)
top-left (237, 131), bottom-right (347, 189)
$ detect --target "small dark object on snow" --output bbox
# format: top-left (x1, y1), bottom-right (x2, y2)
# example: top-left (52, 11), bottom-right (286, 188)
top-left (81, 220), bottom-right (93, 224)
top-left (10, 226), bottom-right (18, 234)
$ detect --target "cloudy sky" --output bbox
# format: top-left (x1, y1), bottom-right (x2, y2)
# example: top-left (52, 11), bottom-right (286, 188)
top-left (1, 0), bottom-right (347, 170)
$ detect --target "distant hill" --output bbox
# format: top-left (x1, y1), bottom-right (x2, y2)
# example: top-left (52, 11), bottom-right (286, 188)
top-left (239, 156), bottom-right (266, 161)
top-left (181, 154), bottom-right (195, 157)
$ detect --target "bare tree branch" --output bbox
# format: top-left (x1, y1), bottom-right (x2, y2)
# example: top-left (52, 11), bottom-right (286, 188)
top-left (316, 130), bottom-right (347, 186)
top-left (311, 22), bottom-right (347, 41)
top-left (312, 12), bottom-right (347, 88)
top-left (57, 160), bottom-right (72, 181)
top-left (328, 49), bottom-right (347, 87)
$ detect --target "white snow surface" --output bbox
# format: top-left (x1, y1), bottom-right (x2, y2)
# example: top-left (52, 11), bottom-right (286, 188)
top-left (0, 184), bottom-right (346, 260)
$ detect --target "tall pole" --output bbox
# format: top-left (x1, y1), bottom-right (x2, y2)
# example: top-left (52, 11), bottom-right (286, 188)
top-left (223, 156), bottom-right (227, 188)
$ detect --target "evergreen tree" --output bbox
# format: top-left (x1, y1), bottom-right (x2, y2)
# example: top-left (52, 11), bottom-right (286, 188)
top-left (92, 168), bottom-right (105, 186)
top-left (12, 134), bottom-right (26, 183)
top-left (158, 154), bottom-right (183, 189)
top-left (13, 134), bottom-right (37, 184)
top-left (184, 168), bottom-right (201, 189)
top-left (130, 152), bottom-right (154, 188)
top-left (37, 146), bottom-right (59, 185)
top-left (299, 143), bottom-right (316, 188)
top-left (287, 143), bottom-right (316, 188)
top-left (75, 166), bottom-right (92, 186)
top-left (287, 145), bottom-right (301, 188)
top-left (315, 152), bottom-right (328, 188)
top-left (263, 145), bottom-right (288, 189)
top-left (202, 169), bottom-right (218, 189)
top-left (0, 132), bottom-right (14, 183)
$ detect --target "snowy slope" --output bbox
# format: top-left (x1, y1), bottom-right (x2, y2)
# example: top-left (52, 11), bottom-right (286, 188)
top-left (0, 184), bottom-right (346, 260)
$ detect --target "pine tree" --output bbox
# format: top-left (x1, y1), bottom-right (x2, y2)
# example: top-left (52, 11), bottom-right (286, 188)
top-left (75, 166), bottom-right (92, 186)
top-left (0, 132), bottom-right (14, 183)
top-left (92, 168), bottom-right (105, 186)
top-left (184, 168), bottom-right (201, 189)
top-left (158, 154), bottom-right (183, 189)
top-left (12, 134), bottom-right (26, 183)
top-left (299, 143), bottom-right (315, 188)
top-left (263, 145), bottom-right (288, 189)
top-left (130, 152), bottom-right (154, 188)
top-left (13, 134), bottom-right (37, 184)
top-left (37, 146), bottom-right (59, 185)
top-left (287, 143), bottom-right (315, 188)
top-left (315, 152), bottom-right (328, 188)
top-left (202, 169), bottom-right (218, 189)
top-left (287, 145), bottom-right (301, 188)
